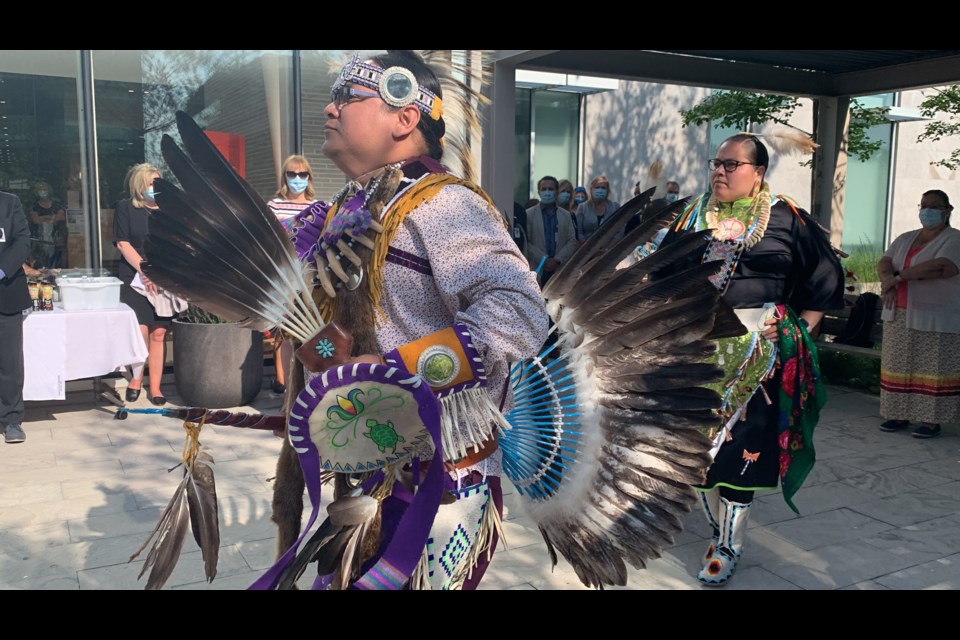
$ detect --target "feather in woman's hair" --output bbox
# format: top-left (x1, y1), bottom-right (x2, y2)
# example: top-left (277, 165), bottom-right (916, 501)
top-left (755, 123), bottom-right (819, 156)
top-left (645, 158), bottom-right (664, 185)
top-left (143, 111), bottom-right (325, 344)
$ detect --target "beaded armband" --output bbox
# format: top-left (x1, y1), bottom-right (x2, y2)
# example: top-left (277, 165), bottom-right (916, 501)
top-left (383, 323), bottom-right (509, 461)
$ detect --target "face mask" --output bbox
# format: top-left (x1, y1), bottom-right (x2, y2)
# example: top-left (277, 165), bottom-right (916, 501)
top-left (919, 207), bottom-right (944, 228)
top-left (539, 190), bottom-right (556, 205)
top-left (287, 176), bottom-right (309, 195)
top-left (592, 188), bottom-right (607, 201)
top-left (37, 190), bottom-right (49, 198)
top-left (665, 193), bottom-right (679, 203)
top-left (575, 195), bottom-right (587, 205)
top-left (558, 191), bottom-right (571, 205)
top-left (143, 187), bottom-right (156, 203)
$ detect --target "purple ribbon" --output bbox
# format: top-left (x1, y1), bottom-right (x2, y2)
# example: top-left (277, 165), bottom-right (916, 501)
top-left (292, 200), bottom-right (332, 260)
top-left (249, 363), bottom-right (444, 590)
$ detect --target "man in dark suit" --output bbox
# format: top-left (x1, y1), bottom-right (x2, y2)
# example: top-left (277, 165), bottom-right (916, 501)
top-left (0, 191), bottom-right (31, 443)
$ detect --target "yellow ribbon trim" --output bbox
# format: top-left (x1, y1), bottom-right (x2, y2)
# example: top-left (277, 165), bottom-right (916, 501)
top-left (313, 173), bottom-right (502, 327)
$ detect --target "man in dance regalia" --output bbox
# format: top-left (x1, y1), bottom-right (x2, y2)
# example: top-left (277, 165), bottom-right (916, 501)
top-left (143, 50), bottom-right (749, 591)
top-left (261, 50), bottom-right (548, 589)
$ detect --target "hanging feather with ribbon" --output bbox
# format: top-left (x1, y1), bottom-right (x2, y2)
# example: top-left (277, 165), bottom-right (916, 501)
top-left (128, 415), bottom-right (220, 589)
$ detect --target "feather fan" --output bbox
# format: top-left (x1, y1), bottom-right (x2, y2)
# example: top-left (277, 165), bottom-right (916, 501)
top-left (501, 188), bottom-right (748, 589)
top-left (142, 111), bottom-right (326, 344)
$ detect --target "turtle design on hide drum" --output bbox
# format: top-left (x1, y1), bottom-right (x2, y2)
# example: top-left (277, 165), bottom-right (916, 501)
top-left (365, 418), bottom-right (405, 454)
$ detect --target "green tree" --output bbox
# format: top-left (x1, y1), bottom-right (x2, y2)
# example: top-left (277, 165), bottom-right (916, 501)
top-left (679, 91), bottom-right (890, 162)
top-left (916, 85), bottom-right (960, 170)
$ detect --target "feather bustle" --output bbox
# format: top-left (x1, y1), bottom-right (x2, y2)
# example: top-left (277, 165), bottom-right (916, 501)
top-left (578, 258), bottom-right (720, 332)
top-left (541, 188), bottom-right (655, 301)
top-left (558, 198), bottom-right (690, 309)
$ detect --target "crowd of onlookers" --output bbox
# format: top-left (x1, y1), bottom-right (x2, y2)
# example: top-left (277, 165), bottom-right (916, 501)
top-left (514, 175), bottom-right (680, 284)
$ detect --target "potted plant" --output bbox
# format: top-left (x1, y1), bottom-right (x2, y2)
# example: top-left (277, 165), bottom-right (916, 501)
top-left (172, 305), bottom-right (263, 408)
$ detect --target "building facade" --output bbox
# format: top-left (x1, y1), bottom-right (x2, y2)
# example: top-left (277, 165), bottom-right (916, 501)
top-left (520, 77), bottom-right (960, 257)
top-left (3, 50), bottom-right (957, 279)
top-left (0, 49), bottom-right (352, 275)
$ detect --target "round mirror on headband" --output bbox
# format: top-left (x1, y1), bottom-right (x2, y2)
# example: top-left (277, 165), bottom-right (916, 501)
top-left (378, 66), bottom-right (419, 108)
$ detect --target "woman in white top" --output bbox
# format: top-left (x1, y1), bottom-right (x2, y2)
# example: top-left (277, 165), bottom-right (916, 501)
top-left (877, 189), bottom-right (960, 438)
top-left (267, 155), bottom-right (318, 395)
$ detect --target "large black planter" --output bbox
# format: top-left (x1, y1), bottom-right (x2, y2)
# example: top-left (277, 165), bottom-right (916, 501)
top-left (172, 320), bottom-right (263, 408)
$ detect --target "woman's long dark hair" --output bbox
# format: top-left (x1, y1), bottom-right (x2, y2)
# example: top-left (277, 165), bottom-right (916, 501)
top-left (723, 133), bottom-right (769, 169)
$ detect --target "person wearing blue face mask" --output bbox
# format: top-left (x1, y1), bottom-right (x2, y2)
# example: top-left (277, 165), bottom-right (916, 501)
top-left (878, 189), bottom-right (960, 440)
top-left (266, 155), bottom-right (319, 395)
top-left (268, 155), bottom-right (318, 235)
top-left (627, 180), bottom-right (682, 235)
top-left (113, 163), bottom-right (176, 406)
top-left (558, 179), bottom-right (580, 240)
top-left (525, 175), bottom-right (577, 285)
top-left (575, 175), bottom-right (621, 245)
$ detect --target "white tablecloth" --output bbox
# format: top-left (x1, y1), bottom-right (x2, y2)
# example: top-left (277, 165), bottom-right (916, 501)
top-left (23, 303), bottom-right (149, 401)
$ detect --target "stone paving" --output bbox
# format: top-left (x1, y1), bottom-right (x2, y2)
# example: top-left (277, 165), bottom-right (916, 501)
top-left (2, 383), bottom-right (957, 590)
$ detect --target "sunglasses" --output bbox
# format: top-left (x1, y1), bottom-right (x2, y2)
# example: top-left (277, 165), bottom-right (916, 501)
top-left (285, 171), bottom-right (310, 179)
top-left (331, 86), bottom-right (380, 109)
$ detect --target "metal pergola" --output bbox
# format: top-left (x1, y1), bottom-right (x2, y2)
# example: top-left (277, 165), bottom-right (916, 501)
top-left (481, 50), bottom-right (960, 242)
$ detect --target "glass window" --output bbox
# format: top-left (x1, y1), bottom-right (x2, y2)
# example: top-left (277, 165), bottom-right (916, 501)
top-left (91, 50), bottom-right (295, 275)
top-left (529, 90), bottom-right (580, 201)
top-left (842, 94), bottom-right (894, 255)
top-left (514, 88), bottom-right (532, 205)
top-left (0, 51), bottom-right (84, 269)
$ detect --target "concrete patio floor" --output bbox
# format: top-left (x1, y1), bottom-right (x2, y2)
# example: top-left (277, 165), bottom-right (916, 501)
top-left (2, 382), bottom-right (958, 590)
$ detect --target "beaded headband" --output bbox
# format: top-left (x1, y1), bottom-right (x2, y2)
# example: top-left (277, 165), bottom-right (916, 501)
top-left (332, 54), bottom-right (443, 122)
